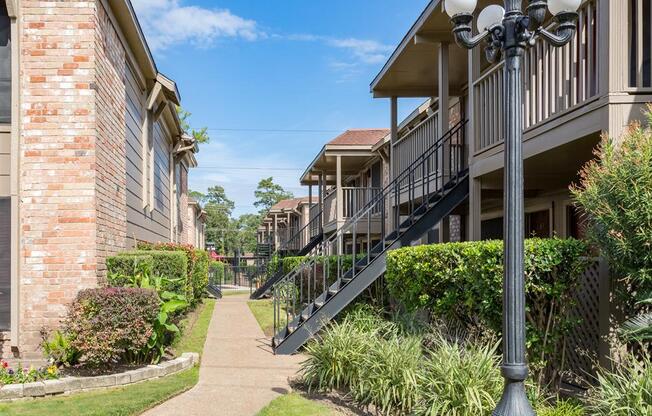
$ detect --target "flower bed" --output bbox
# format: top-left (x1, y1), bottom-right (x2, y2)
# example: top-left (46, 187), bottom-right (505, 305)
top-left (0, 353), bottom-right (198, 401)
top-left (0, 360), bottom-right (58, 385)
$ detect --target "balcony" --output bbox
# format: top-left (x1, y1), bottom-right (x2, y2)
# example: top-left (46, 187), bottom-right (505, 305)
top-left (473, 0), bottom-right (599, 154)
top-left (323, 187), bottom-right (382, 233)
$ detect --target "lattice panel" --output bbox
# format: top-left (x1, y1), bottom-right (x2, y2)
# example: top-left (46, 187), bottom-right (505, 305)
top-left (563, 260), bottom-right (603, 387)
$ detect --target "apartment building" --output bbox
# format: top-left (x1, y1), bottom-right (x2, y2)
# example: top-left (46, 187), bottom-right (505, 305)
top-left (0, 0), bottom-right (200, 358)
top-left (257, 196), bottom-right (317, 255)
top-left (270, 0), bottom-right (649, 354)
top-left (371, 0), bottom-right (646, 243)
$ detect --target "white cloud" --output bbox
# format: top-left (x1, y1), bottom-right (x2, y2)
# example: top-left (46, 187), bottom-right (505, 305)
top-left (326, 38), bottom-right (394, 65)
top-left (132, 0), bottom-right (262, 51)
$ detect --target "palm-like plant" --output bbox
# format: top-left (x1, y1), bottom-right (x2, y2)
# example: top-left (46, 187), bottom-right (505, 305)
top-left (621, 294), bottom-right (652, 343)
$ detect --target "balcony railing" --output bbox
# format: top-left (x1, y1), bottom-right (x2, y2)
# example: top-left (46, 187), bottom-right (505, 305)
top-left (474, 0), bottom-right (599, 153)
top-left (630, 0), bottom-right (652, 89)
top-left (393, 110), bottom-right (440, 181)
top-left (324, 187), bottom-right (382, 228)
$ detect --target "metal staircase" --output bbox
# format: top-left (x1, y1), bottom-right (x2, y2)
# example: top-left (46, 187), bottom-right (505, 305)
top-left (250, 214), bottom-right (323, 300)
top-left (271, 120), bottom-right (469, 354)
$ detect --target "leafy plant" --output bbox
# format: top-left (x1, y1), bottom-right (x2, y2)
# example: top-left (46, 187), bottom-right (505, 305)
top-left (537, 400), bottom-right (585, 416)
top-left (385, 238), bottom-right (589, 385)
top-left (571, 106), bottom-right (652, 287)
top-left (63, 288), bottom-right (160, 367)
top-left (587, 355), bottom-right (652, 415)
top-left (40, 329), bottom-right (81, 367)
top-left (621, 294), bottom-right (652, 343)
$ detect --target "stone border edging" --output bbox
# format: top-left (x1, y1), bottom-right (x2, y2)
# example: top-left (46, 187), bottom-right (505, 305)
top-left (0, 352), bottom-right (200, 401)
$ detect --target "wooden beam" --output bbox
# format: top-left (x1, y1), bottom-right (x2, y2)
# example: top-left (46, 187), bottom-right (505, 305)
top-left (152, 101), bottom-right (167, 121)
top-left (146, 82), bottom-right (162, 111)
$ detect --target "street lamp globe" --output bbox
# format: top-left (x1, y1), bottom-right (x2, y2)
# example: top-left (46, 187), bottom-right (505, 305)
top-left (548, 0), bottom-right (582, 15)
top-left (476, 5), bottom-right (505, 32)
top-left (444, 0), bottom-right (477, 17)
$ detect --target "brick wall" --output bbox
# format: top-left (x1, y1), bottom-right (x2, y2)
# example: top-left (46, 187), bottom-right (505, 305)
top-left (19, 0), bottom-right (99, 357)
top-left (17, 1), bottom-right (128, 357)
top-left (178, 165), bottom-right (189, 244)
top-left (186, 204), bottom-right (196, 247)
top-left (94, 2), bottom-right (127, 281)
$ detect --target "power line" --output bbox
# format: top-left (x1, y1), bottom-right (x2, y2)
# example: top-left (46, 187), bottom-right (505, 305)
top-left (201, 128), bottom-right (341, 133)
top-left (193, 166), bottom-right (304, 171)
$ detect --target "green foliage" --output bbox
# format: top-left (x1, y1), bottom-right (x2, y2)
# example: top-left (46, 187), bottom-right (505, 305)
top-left (40, 330), bottom-right (81, 367)
top-left (417, 337), bottom-right (503, 415)
top-left (191, 250), bottom-right (210, 302)
top-left (135, 243), bottom-right (198, 301)
top-left (621, 294), bottom-right (652, 343)
top-left (209, 261), bottom-right (225, 285)
top-left (587, 355), bottom-right (652, 415)
top-left (385, 238), bottom-right (589, 383)
top-left (571, 106), bottom-right (652, 287)
top-left (177, 107), bottom-right (210, 144)
top-left (105, 254), bottom-right (153, 287)
top-left (0, 361), bottom-right (59, 385)
top-left (254, 177), bottom-right (294, 214)
top-left (538, 401), bottom-right (585, 416)
top-left (63, 288), bottom-right (160, 367)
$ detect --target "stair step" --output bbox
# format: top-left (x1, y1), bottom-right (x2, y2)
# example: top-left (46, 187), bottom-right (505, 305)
top-left (314, 299), bottom-right (325, 308)
top-left (287, 324), bottom-right (298, 334)
top-left (328, 287), bottom-right (339, 296)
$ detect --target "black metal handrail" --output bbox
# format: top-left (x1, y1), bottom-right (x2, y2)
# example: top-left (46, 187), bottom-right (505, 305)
top-left (272, 120), bottom-right (468, 341)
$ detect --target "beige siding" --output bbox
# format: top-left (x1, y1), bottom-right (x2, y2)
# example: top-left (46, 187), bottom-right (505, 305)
top-left (124, 64), bottom-right (171, 244)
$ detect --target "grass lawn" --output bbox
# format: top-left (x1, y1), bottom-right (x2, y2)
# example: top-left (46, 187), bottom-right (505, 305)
top-left (222, 289), bottom-right (251, 297)
top-left (257, 393), bottom-right (337, 416)
top-left (0, 299), bottom-right (216, 416)
top-left (247, 299), bottom-right (276, 336)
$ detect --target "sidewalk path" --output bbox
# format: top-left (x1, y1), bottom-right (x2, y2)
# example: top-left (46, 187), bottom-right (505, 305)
top-left (143, 295), bottom-right (303, 416)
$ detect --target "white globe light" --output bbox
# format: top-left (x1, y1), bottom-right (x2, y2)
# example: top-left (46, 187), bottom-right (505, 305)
top-left (444, 0), bottom-right (477, 17)
top-left (548, 0), bottom-right (581, 15)
top-left (477, 5), bottom-right (505, 32)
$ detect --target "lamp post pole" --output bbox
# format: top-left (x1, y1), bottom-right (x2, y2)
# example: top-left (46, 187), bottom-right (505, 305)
top-left (445, 0), bottom-right (579, 414)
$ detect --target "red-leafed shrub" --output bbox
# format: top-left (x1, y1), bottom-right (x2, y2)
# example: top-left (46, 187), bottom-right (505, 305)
top-left (64, 288), bottom-right (160, 367)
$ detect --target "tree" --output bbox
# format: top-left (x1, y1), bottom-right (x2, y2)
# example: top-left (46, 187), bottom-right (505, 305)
top-left (177, 107), bottom-right (210, 144)
top-left (236, 213), bottom-right (262, 253)
top-left (203, 186), bottom-right (235, 254)
top-left (572, 105), bottom-right (652, 344)
top-left (189, 190), bottom-right (207, 205)
top-left (254, 177), bottom-right (294, 214)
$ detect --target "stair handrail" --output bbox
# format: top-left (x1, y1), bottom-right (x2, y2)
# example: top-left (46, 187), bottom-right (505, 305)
top-left (271, 120), bottom-right (468, 341)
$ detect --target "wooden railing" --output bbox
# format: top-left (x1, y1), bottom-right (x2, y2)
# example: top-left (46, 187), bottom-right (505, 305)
top-left (393, 111), bottom-right (440, 180)
top-left (324, 187), bottom-right (382, 227)
top-left (309, 204), bottom-right (321, 238)
top-left (474, 0), bottom-right (599, 152)
top-left (343, 187), bottom-right (381, 218)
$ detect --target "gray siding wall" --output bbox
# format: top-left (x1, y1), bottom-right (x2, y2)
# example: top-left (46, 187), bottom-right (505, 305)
top-left (124, 65), bottom-right (172, 244)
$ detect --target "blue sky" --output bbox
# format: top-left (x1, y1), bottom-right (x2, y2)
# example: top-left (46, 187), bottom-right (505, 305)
top-left (132, 0), bottom-right (430, 216)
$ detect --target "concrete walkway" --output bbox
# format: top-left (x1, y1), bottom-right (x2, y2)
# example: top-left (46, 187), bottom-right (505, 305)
top-left (143, 295), bottom-right (303, 416)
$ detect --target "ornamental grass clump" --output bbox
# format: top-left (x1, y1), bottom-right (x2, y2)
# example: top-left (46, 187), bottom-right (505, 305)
top-left (417, 336), bottom-right (503, 416)
top-left (587, 355), bottom-right (652, 415)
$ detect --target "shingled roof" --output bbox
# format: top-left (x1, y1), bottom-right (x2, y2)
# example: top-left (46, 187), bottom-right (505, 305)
top-left (327, 129), bottom-right (390, 146)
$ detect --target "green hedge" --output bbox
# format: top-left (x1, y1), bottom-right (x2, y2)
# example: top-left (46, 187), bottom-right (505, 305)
top-left (107, 250), bottom-right (188, 297)
top-left (209, 261), bottom-right (225, 284)
top-left (385, 238), bottom-right (589, 382)
top-left (192, 250), bottom-right (210, 301)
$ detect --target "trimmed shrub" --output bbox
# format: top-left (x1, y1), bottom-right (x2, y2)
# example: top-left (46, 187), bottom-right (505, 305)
top-left (191, 249), bottom-right (210, 302)
top-left (210, 261), bottom-right (225, 285)
top-left (385, 238), bottom-right (589, 383)
top-left (63, 288), bottom-right (160, 367)
top-left (136, 242), bottom-right (199, 301)
top-left (105, 254), bottom-right (153, 287)
top-left (107, 250), bottom-right (188, 298)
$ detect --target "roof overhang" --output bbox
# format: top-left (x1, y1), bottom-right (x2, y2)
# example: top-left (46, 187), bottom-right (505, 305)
top-left (370, 0), bottom-right (494, 99)
top-left (300, 144), bottom-right (377, 186)
top-left (109, 0), bottom-right (158, 81)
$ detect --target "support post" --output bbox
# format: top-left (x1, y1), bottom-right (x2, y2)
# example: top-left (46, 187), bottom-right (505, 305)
top-left (390, 96), bottom-right (398, 233)
top-left (336, 156), bottom-right (343, 255)
top-left (438, 42), bottom-right (451, 243)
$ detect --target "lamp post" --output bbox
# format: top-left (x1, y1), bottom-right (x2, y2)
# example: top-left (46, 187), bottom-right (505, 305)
top-left (444, 0), bottom-right (580, 414)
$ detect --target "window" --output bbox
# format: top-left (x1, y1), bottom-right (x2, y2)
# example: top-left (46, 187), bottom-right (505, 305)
top-left (0, 2), bottom-right (11, 124)
top-left (0, 197), bottom-right (10, 330)
top-left (525, 209), bottom-right (551, 238)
